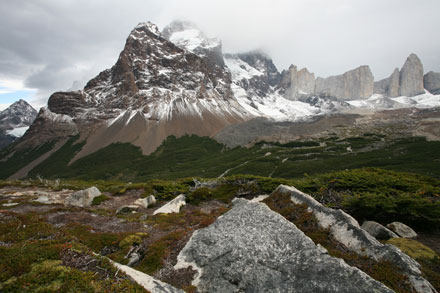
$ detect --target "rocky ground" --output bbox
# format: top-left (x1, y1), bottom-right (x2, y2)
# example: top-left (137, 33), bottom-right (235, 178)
top-left (1, 175), bottom-right (439, 292)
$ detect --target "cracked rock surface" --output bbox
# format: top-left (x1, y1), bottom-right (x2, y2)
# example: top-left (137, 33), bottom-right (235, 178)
top-left (175, 198), bottom-right (393, 293)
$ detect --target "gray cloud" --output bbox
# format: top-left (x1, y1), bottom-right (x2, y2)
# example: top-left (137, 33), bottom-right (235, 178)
top-left (0, 0), bottom-right (439, 105)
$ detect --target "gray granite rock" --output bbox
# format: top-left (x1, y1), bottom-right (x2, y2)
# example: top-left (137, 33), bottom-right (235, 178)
top-left (399, 54), bottom-right (425, 97)
top-left (315, 65), bottom-right (374, 100)
top-left (424, 71), bottom-right (440, 95)
top-left (66, 187), bottom-right (101, 207)
top-left (116, 205), bottom-right (140, 215)
top-left (374, 68), bottom-right (400, 97)
top-left (275, 185), bottom-right (436, 293)
top-left (361, 220), bottom-right (399, 240)
top-left (282, 65), bottom-right (316, 100)
top-left (133, 195), bottom-right (156, 208)
top-left (175, 198), bottom-right (393, 293)
top-left (153, 194), bottom-right (186, 215)
top-left (387, 222), bottom-right (418, 238)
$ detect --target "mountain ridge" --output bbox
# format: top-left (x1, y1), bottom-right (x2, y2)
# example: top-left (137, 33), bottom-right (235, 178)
top-left (1, 20), bottom-right (440, 179)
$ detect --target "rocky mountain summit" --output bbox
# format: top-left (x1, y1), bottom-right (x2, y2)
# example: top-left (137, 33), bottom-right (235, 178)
top-left (0, 99), bottom-right (37, 149)
top-left (19, 21), bottom-right (249, 159)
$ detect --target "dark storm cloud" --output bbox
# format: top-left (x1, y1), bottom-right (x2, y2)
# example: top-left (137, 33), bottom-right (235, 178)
top-left (0, 0), bottom-right (439, 107)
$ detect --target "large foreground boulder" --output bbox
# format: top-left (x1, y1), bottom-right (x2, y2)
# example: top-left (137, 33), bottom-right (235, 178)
top-left (66, 187), bottom-right (101, 207)
top-left (274, 185), bottom-right (436, 293)
top-left (175, 198), bottom-right (393, 293)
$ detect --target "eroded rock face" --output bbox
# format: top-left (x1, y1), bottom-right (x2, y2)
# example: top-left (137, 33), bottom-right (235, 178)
top-left (315, 65), bottom-right (374, 100)
top-left (387, 222), bottom-right (418, 238)
top-left (175, 198), bottom-right (393, 293)
top-left (399, 53), bottom-right (425, 97)
top-left (281, 65), bottom-right (316, 100)
top-left (66, 187), bottom-right (101, 207)
top-left (275, 185), bottom-right (436, 293)
top-left (374, 68), bottom-right (400, 97)
top-left (424, 71), bottom-right (440, 95)
top-left (361, 221), bottom-right (399, 240)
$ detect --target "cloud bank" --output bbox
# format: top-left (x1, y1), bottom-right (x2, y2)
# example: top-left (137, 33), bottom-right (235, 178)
top-left (0, 0), bottom-right (439, 108)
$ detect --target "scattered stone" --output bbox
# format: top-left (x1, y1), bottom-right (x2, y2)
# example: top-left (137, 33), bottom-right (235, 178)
top-left (193, 178), bottom-right (220, 190)
top-left (274, 185), bottom-right (435, 293)
top-left (250, 194), bottom-right (269, 202)
top-left (127, 252), bottom-right (141, 267)
top-left (133, 195), bottom-right (156, 208)
top-left (66, 186), bottom-right (101, 207)
top-left (33, 195), bottom-right (52, 204)
top-left (387, 222), bottom-right (418, 238)
top-left (361, 220), bottom-right (399, 240)
top-left (116, 205), bottom-right (140, 215)
top-left (110, 259), bottom-right (184, 293)
top-left (153, 194), bottom-right (186, 215)
top-left (175, 198), bottom-right (393, 292)
top-left (2, 202), bottom-right (19, 207)
top-left (100, 245), bottom-right (120, 256)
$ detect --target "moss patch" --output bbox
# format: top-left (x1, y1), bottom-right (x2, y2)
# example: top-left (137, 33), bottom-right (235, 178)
top-left (387, 238), bottom-right (438, 260)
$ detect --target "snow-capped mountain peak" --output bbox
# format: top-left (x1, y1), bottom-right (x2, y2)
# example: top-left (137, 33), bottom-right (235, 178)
top-left (0, 99), bottom-right (37, 127)
top-left (134, 21), bottom-right (161, 36)
top-left (162, 20), bottom-right (220, 56)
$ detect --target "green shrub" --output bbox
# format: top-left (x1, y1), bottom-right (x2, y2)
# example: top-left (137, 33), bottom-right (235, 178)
top-left (91, 194), bottom-right (110, 206)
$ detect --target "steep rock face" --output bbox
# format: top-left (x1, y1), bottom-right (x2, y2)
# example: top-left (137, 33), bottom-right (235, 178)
top-left (0, 99), bottom-right (37, 149)
top-left (399, 53), bottom-right (425, 97)
top-left (374, 68), bottom-right (400, 97)
top-left (424, 71), bottom-right (440, 95)
top-left (315, 65), bottom-right (374, 100)
top-left (280, 65), bottom-right (316, 100)
top-left (16, 22), bottom-right (249, 159)
top-left (175, 198), bottom-right (394, 292)
top-left (225, 51), bottom-right (281, 98)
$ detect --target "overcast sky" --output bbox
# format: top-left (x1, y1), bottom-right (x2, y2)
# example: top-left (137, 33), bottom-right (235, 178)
top-left (0, 0), bottom-right (439, 110)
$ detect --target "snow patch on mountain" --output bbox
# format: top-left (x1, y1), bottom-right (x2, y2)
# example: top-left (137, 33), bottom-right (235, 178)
top-left (225, 56), bottom-right (264, 80)
top-left (162, 21), bottom-right (220, 56)
top-left (6, 126), bottom-right (29, 137)
top-left (347, 91), bottom-right (440, 110)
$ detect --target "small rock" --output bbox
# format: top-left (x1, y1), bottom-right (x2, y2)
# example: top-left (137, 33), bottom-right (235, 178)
top-left (2, 202), bottom-right (19, 207)
top-left (361, 221), bottom-right (399, 240)
top-left (34, 195), bottom-right (52, 204)
top-left (66, 187), bottom-right (101, 207)
top-left (153, 194), bottom-right (186, 215)
top-left (127, 252), bottom-right (141, 267)
top-left (116, 205), bottom-right (139, 215)
top-left (133, 195), bottom-right (156, 208)
top-left (387, 222), bottom-right (417, 238)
